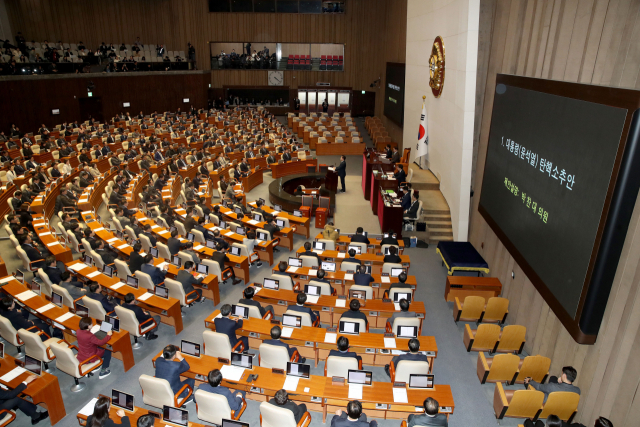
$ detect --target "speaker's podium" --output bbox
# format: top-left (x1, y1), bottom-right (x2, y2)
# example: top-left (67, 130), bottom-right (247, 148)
top-left (321, 164), bottom-right (339, 192)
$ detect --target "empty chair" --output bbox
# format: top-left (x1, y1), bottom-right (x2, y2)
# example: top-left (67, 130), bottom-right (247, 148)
top-left (482, 297), bottom-right (509, 324)
top-left (18, 328), bottom-right (69, 373)
top-left (348, 285), bottom-right (373, 299)
top-left (260, 401), bottom-right (311, 427)
top-left (49, 340), bottom-right (103, 392)
top-left (258, 343), bottom-right (299, 369)
top-left (317, 239), bottom-right (335, 251)
top-left (35, 268), bottom-right (53, 298)
top-left (477, 352), bottom-right (521, 384)
top-left (340, 261), bottom-right (360, 272)
top-left (195, 388), bottom-right (247, 425)
top-left (300, 255), bottom-right (318, 268)
top-left (495, 325), bottom-right (526, 354)
top-left (139, 374), bottom-right (192, 409)
top-left (271, 273), bottom-right (298, 291)
top-left (493, 382), bottom-right (544, 420)
top-left (203, 330), bottom-right (244, 358)
top-left (51, 284), bottom-right (77, 308)
top-left (157, 242), bottom-right (173, 260)
top-left (324, 355), bottom-right (360, 378)
top-left (115, 305), bottom-right (158, 349)
top-left (390, 359), bottom-right (430, 383)
top-left (139, 233), bottom-right (153, 252)
top-left (537, 392), bottom-right (580, 422)
top-left (463, 323), bottom-right (501, 352)
top-left (114, 259), bottom-right (132, 279)
top-left (134, 270), bottom-right (157, 290)
top-left (514, 355), bottom-right (551, 384)
top-left (382, 262), bottom-right (403, 275)
top-left (453, 296), bottom-right (485, 323)
top-left (201, 259), bottom-right (233, 283)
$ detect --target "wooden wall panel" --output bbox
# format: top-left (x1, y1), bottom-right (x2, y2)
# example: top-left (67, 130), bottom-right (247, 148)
top-left (470, 1), bottom-right (640, 425)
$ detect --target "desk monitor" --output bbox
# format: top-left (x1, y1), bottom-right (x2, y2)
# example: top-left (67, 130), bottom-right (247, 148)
top-left (253, 214), bottom-right (262, 222)
top-left (259, 198), bottom-right (266, 205)
top-left (347, 369), bottom-right (372, 385)
top-left (126, 275), bottom-right (139, 289)
top-left (363, 265), bottom-right (372, 274)
top-left (231, 352), bottom-right (253, 369)
top-left (162, 406), bottom-right (189, 427)
top-left (30, 281), bottom-right (41, 295)
top-left (409, 374), bottom-right (434, 389)
top-left (102, 264), bottom-right (114, 278)
top-left (149, 247), bottom-right (159, 258)
top-left (321, 261), bottom-right (335, 272)
top-left (116, 231), bottom-right (124, 241)
top-left (84, 255), bottom-right (93, 265)
top-left (348, 245), bottom-right (362, 255)
top-left (206, 239), bottom-right (216, 249)
top-left (384, 233), bottom-right (389, 238)
top-left (51, 292), bottom-right (63, 307)
top-left (313, 241), bottom-right (326, 251)
top-left (274, 204), bottom-right (282, 212)
top-left (257, 231), bottom-right (269, 241)
top-left (293, 210), bottom-right (302, 217)
top-left (288, 257), bottom-right (302, 267)
top-left (186, 233), bottom-right (195, 242)
top-left (349, 289), bottom-right (366, 300)
top-left (384, 247), bottom-right (391, 255)
top-left (282, 314), bottom-right (302, 328)
top-left (169, 226), bottom-right (177, 234)
top-left (171, 255), bottom-right (181, 267)
top-left (197, 264), bottom-right (208, 275)
top-left (24, 355), bottom-right (42, 376)
top-left (390, 267), bottom-right (405, 277)
top-left (236, 227), bottom-right (246, 236)
top-left (263, 278), bottom-right (279, 290)
top-left (15, 270), bottom-right (24, 284)
top-left (339, 320), bottom-right (360, 335)
top-left (304, 284), bottom-right (320, 296)
top-left (275, 219), bottom-right (285, 228)
top-left (180, 340), bottom-right (201, 358)
top-left (219, 220), bottom-right (227, 229)
top-left (223, 419), bottom-right (249, 427)
top-left (230, 246), bottom-right (241, 256)
top-left (155, 285), bottom-right (169, 299)
top-left (286, 362), bottom-right (310, 379)
top-left (234, 207), bottom-right (243, 215)
top-left (111, 389), bottom-right (135, 411)
top-left (75, 303), bottom-right (89, 318)
top-left (397, 325), bottom-right (418, 338)
top-left (0, 342), bottom-right (4, 359)
top-left (393, 292), bottom-right (412, 303)
top-left (222, 200), bottom-right (230, 208)
top-left (231, 304), bottom-right (249, 319)
top-left (106, 314), bottom-right (120, 332)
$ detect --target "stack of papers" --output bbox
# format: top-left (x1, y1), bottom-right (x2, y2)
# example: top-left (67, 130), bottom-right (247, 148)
top-left (324, 332), bottom-right (337, 344)
top-left (107, 237), bottom-right (119, 243)
top-left (344, 274), bottom-right (354, 281)
top-left (0, 276), bottom-right (16, 284)
top-left (46, 242), bottom-right (60, 247)
top-left (157, 262), bottom-right (169, 270)
top-left (348, 384), bottom-right (363, 399)
top-left (194, 245), bottom-right (204, 250)
top-left (40, 232), bottom-right (51, 236)
top-left (78, 398), bottom-right (99, 416)
top-left (248, 220), bottom-right (259, 225)
top-left (335, 299), bottom-right (346, 308)
top-left (138, 292), bottom-right (153, 301)
top-left (394, 303), bottom-right (401, 311)
top-left (87, 271), bottom-right (102, 278)
top-left (308, 270), bottom-right (317, 276)
top-left (381, 277), bottom-right (391, 283)
top-left (0, 367), bottom-right (26, 382)
top-left (68, 263), bottom-right (87, 271)
top-left (392, 387), bottom-right (408, 403)
top-left (283, 376), bottom-right (300, 391)
top-left (384, 337), bottom-right (397, 348)
top-left (111, 283), bottom-right (124, 290)
top-left (117, 244), bottom-right (129, 250)
top-left (16, 291), bottom-right (37, 301)
top-left (281, 327), bottom-right (294, 338)
top-left (56, 313), bottom-right (75, 323)
top-left (338, 253), bottom-right (346, 258)
top-left (36, 303), bottom-right (55, 314)
top-left (220, 365), bottom-right (245, 381)
top-left (287, 267), bottom-right (298, 273)
top-left (306, 295), bottom-right (320, 304)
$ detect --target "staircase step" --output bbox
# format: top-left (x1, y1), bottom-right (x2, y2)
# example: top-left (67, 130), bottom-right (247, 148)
top-left (423, 209), bottom-right (451, 215)
top-left (429, 235), bottom-right (454, 244)
top-left (430, 229), bottom-right (454, 237)
top-left (411, 182), bottom-right (440, 191)
top-left (425, 222), bottom-right (452, 229)
top-left (424, 215), bottom-right (451, 222)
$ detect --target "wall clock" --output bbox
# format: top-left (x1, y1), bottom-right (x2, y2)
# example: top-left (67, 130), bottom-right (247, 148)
top-left (268, 70), bottom-right (284, 86)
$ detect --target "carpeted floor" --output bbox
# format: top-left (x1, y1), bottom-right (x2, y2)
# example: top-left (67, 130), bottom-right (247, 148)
top-left (0, 117), bottom-right (527, 427)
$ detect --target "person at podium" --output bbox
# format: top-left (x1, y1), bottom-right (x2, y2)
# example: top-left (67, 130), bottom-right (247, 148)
top-left (336, 155), bottom-right (346, 192)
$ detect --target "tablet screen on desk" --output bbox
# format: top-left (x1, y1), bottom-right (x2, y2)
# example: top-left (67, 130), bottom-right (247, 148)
top-left (339, 321), bottom-right (360, 335)
top-left (231, 352), bottom-right (253, 369)
top-left (348, 245), bottom-right (362, 254)
top-left (390, 268), bottom-right (405, 277)
top-left (282, 314), bottom-right (301, 328)
top-left (393, 292), bottom-right (412, 303)
top-left (154, 285), bottom-right (169, 299)
top-left (51, 292), bottom-right (63, 307)
top-left (223, 419), bottom-right (250, 427)
top-left (288, 257), bottom-right (302, 267)
top-left (197, 264), bottom-right (208, 275)
top-left (84, 255), bottom-right (93, 265)
top-left (286, 362), bottom-right (310, 379)
top-left (163, 406), bottom-right (188, 427)
top-left (321, 261), bottom-right (335, 272)
top-left (106, 315), bottom-right (120, 332)
top-left (206, 240), bottom-right (216, 249)
top-left (230, 246), bottom-right (241, 256)
top-left (186, 233), bottom-right (195, 242)
top-left (293, 210), bottom-right (302, 217)
top-left (304, 285), bottom-right (320, 296)
top-left (275, 220), bottom-right (285, 228)
top-left (409, 374), bottom-right (434, 389)
top-left (180, 340), bottom-right (201, 358)
top-left (236, 227), bottom-right (246, 236)
top-left (127, 275), bottom-right (139, 289)
top-left (75, 303), bottom-right (89, 318)
top-left (314, 242), bottom-right (326, 251)
top-left (103, 264), bottom-right (114, 278)
top-left (15, 269), bottom-right (24, 284)
top-left (219, 220), bottom-right (227, 230)
top-left (263, 278), bottom-right (279, 290)
top-left (171, 256), bottom-right (181, 267)
top-left (111, 389), bottom-right (134, 411)
top-left (0, 342), bottom-right (4, 358)
top-left (397, 325), bottom-right (418, 338)
top-left (24, 355), bottom-right (42, 376)
top-left (347, 369), bottom-right (372, 385)
top-left (149, 247), bottom-right (159, 258)
top-left (274, 204), bottom-right (282, 212)
top-left (258, 232), bottom-right (269, 241)
top-left (231, 304), bottom-right (248, 319)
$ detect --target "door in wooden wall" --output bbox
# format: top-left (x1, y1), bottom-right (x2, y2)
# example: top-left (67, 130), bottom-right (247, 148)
top-left (78, 97), bottom-right (104, 124)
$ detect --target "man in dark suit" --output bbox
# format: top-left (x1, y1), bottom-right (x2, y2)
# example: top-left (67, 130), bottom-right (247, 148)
top-left (286, 293), bottom-right (319, 325)
top-left (351, 227), bottom-right (370, 244)
top-left (154, 151), bottom-right (164, 162)
top-left (387, 338), bottom-right (429, 377)
top-left (86, 282), bottom-right (116, 313)
top-left (141, 224), bottom-right (157, 247)
top-left (404, 192), bottom-right (420, 220)
top-left (128, 243), bottom-right (145, 274)
top-left (155, 345), bottom-right (194, 403)
top-left (0, 297), bottom-right (54, 341)
top-left (345, 248), bottom-right (361, 267)
top-left (525, 366), bottom-right (581, 402)
top-left (335, 155), bottom-right (346, 192)
top-left (328, 336), bottom-right (362, 365)
top-left (214, 304), bottom-right (248, 349)
top-left (43, 255), bottom-right (84, 298)
top-left (239, 286), bottom-right (273, 318)
top-left (389, 147), bottom-right (401, 163)
top-left (383, 245), bottom-right (402, 263)
top-left (121, 293), bottom-right (159, 339)
top-left (0, 370), bottom-right (48, 424)
top-left (331, 400), bottom-right (377, 427)
top-left (340, 299), bottom-right (368, 327)
top-left (176, 261), bottom-right (205, 302)
top-left (401, 185), bottom-right (412, 210)
top-left (91, 240), bottom-right (118, 265)
top-left (266, 153), bottom-right (277, 165)
top-left (263, 325), bottom-right (305, 362)
top-left (263, 215), bottom-right (280, 240)
top-left (195, 369), bottom-right (245, 409)
top-left (300, 241), bottom-right (320, 261)
top-left (380, 229), bottom-right (400, 246)
top-left (167, 230), bottom-right (188, 255)
top-left (394, 164), bottom-right (407, 183)
top-left (407, 398), bottom-right (448, 427)
top-left (269, 389), bottom-right (307, 424)
top-left (183, 208), bottom-right (197, 233)
top-left (282, 148), bottom-right (292, 162)
top-left (18, 234), bottom-right (47, 268)
top-left (141, 254), bottom-right (168, 285)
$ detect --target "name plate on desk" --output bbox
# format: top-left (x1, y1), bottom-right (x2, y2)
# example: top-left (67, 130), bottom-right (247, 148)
top-left (331, 376), bottom-right (345, 386)
top-left (270, 319), bottom-right (280, 325)
top-left (249, 332), bottom-right (259, 338)
top-left (327, 327), bottom-right (337, 333)
top-left (272, 368), bottom-right (285, 375)
top-left (369, 312), bottom-right (378, 317)
top-left (376, 403), bottom-right (388, 410)
top-left (218, 357), bottom-right (230, 364)
top-left (196, 374), bottom-right (206, 380)
top-left (393, 382), bottom-right (406, 388)
top-left (384, 332), bottom-right (395, 338)
top-left (417, 313), bottom-right (424, 318)
top-left (440, 407), bottom-right (452, 413)
top-left (372, 283), bottom-right (380, 288)
top-left (365, 348), bottom-right (375, 354)
top-left (310, 396), bottom-right (322, 403)
top-left (278, 300), bottom-right (287, 306)
top-left (335, 280), bottom-right (343, 285)
top-left (201, 284), bottom-right (208, 289)
top-left (382, 298), bottom-right (391, 303)
top-left (322, 306), bottom-right (330, 311)
top-left (305, 341), bottom-right (314, 347)
top-left (425, 351), bottom-right (436, 357)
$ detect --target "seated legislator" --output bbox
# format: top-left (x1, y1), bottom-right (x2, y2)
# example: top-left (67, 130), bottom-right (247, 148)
top-left (331, 400), bottom-right (378, 427)
top-left (86, 395), bottom-right (130, 427)
top-left (380, 229), bottom-right (400, 246)
top-left (239, 286), bottom-right (273, 318)
top-left (141, 254), bottom-right (168, 285)
top-left (195, 368), bottom-right (245, 410)
top-left (403, 192), bottom-right (420, 221)
top-left (168, 229), bottom-right (188, 255)
top-left (301, 241), bottom-right (320, 261)
top-left (383, 245), bottom-right (402, 263)
top-left (128, 243), bottom-right (145, 274)
top-left (121, 293), bottom-right (159, 340)
top-left (314, 269), bottom-right (335, 294)
top-left (524, 366), bottom-right (580, 402)
top-left (263, 325), bottom-right (305, 363)
top-left (340, 299), bottom-right (368, 327)
top-left (76, 316), bottom-right (113, 379)
top-left (286, 293), bottom-right (319, 326)
top-left (269, 389), bottom-right (307, 424)
top-left (215, 304), bottom-right (248, 349)
top-left (0, 373), bottom-right (48, 424)
top-left (350, 227), bottom-right (370, 244)
top-left (0, 297), bottom-right (56, 341)
top-left (353, 265), bottom-right (374, 287)
top-left (394, 164), bottom-right (407, 183)
top-left (345, 249), bottom-right (361, 266)
top-left (242, 230), bottom-right (263, 267)
top-left (155, 344), bottom-right (195, 403)
top-left (176, 261), bottom-right (205, 302)
top-left (386, 338), bottom-right (429, 377)
top-left (387, 298), bottom-right (418, 329)
top-left (329, 336), bottom-right (362, 364)
top-left (407, 397), bottom-right (448, 427)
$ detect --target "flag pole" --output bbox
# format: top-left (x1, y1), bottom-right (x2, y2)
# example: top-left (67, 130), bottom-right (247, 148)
top-left (420, 95), bottom-right (426, 170)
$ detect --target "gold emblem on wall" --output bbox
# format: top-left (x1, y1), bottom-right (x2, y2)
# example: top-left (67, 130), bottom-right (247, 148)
top-left (429, 36), bottom-right (445, 98)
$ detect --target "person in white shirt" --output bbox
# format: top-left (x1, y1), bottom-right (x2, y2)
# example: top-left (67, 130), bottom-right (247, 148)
top-left (62, 159), bottom-right (73, 174)
top-left (242, 230), bottom-right (263, 267)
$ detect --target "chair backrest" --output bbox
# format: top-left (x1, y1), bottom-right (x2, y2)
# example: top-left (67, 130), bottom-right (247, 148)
top-left (382, 262), bottom-right (403, 275)
top-left (51, 284), bottom-right (75, 308)
top-left (486, 353), bottom-right (521, 383)
top-left (516, 355), bottom-right (551, 383)
top-left (484, 297), bottom-right (509, 323)
top-left (271, 274), bottom-right (294, 291)
top-left (194, 389), bottom-right (232, 425)
top-left (191, 228), bottom-right (205, 244)
top-left (284, 309), bottom-right (313, 327)
top-left (68, 233), bottom-right (82, 253)
top-left (82, 296), bottom-right (107, 320)
top-left (139, 374), bottom-right (175, 408)
top-left (460, 296), bottom-right (486, 320)
top-left (134, 271), bottom-right (155, 290)
top-left (231, 243), bottom-right (249, 258)
top-left (260, 402), bottom-right (298, 427)
top-left (390, 317), bottom-right (421, 335)
top-left (114, 305), bottom-right (144, 337)
top-left (49, 342), bottom-right (82, 378)
top-left (177, 251), bottom-right (195, 267)
top-left (505, 389), bottom-right (545, 418)
top-left (236, 303), bottom-right (262, 319)
top-left (125, 226), bottom-right (136, 241)
top-left (340, 315), bottom-right (366, 332)
top-left (318, 239), bottom-right (335, 250)
top-left (89, 249), bottom-right (105, 269)
top-left (539, 392), bottom-right (580, 421)
top-left (157, 242), bottom-right (172, 260)
top-left (472, 324), bottom-right (501, 351)
top-left (139, 234), bottom-right (152, 252)
top-left (380, 244), bottom-right (399, 255)
top-left (496, 325), bottom-right (526, 353)
top-left (18, 328), bottom-right (52, 362)
top-left (114, 259), bottom-right (132, 279)
top-left (300, 255), bottom-right (319, 268)
top-left (309, 280), bottom-right (333, 296)
top-left (0, 316), bottom-right (20, 346)
top-left (394, 360), bottom-right (430, 382)
top-left (387, 286), bottom-right (414, 302)
top-left (349, 285), bottom-right (373, 299)
top-left (175, 220), bottom-right (187, 236)
top-left (201, 260), bottom-right (223, 278)
top-left (340, 261), bottom-right (360, 272)
top-left (349, 242), bottom-right (367, 254)
top-left (258, 343), bottom-right (290, 369)
top-left (164, 278), bottom-right (187, 305)
top-left (326, 355), bottom-right (358, 378)
top-left (16, 247), bottom-right (34, 271)
top-left (36, 268), bottom-right (53, 298)
top-left (202, 330), bottom-right (232, 359)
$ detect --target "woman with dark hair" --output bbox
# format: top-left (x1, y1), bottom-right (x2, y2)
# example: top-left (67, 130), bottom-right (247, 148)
top-left (86, 396), bottom-right (130, 427)
top-left (76, 316), bottom-right (113, 379)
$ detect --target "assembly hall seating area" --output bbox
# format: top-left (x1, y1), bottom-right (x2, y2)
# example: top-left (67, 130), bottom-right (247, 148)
top-left (288, 112), bottom-right (364, 156)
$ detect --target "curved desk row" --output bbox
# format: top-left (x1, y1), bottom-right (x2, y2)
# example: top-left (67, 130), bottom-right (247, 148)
top-left (294, 247), bottom-right (411, 275)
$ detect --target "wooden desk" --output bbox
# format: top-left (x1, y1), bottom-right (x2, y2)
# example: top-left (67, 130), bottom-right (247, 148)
top-left (214, 205), bottom-right (294, 252)
top-left (32, 215), bottom-right (74, 263)
top-left (377, 189), bottom-right (405, 241)
top-left (444, 276), bottom-right (502, 302)
top-left (271, 159), bottom-right (318, 179)
top-left (248, 201), bottom-right (311, 239)
top-left (362, 150), bottom-right (395, 201)
top-left (371, 172), bottom-right (399, 215)
top-left (0, 353), bottom-right (66, 425)
top-left (240, 168), bottom-right (264, 192)
top-left (313, 233), bottom-right (405, 254)
top-left (248, 156), bottom-right (268, 170)
top-left (294, 248), bottom-right (411, 274)
top-left (2, 280), bottom-right (136, 373)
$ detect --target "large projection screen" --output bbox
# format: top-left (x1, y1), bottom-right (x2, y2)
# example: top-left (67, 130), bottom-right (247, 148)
top-left (479, 74), bottom-right (640, 344)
